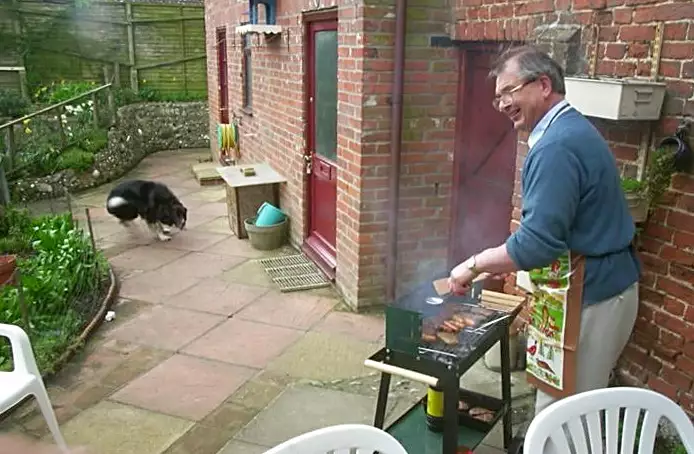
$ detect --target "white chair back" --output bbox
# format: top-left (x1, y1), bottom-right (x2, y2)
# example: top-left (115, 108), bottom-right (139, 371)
top-left (524, 387), bottom-right (694, 454)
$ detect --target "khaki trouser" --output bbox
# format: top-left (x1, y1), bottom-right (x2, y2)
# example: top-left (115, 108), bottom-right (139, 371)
top-left (534, 282), bottom-right (639, 453)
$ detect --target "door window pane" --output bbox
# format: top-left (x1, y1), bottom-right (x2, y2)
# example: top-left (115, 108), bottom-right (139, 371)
top-left (314, 30), bottom-right (337, 162)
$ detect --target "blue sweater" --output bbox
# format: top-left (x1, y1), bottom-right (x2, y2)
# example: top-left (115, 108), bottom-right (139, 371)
top-left (506, 108), bottom-right (641, 305)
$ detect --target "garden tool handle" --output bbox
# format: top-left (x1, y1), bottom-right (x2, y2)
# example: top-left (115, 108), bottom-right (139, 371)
top-left (363, 359), bottom-right (439, 387)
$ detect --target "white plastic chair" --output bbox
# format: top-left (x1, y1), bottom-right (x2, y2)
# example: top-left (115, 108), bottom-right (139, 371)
top-left (0, 323), bottom-right (70, 453)
top-left (262, 424), bottom-right (409, 454)
top-left (524, 386), bottom-right (694, 454)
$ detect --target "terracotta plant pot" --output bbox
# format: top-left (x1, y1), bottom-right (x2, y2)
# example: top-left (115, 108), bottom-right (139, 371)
top-left (0, 254), bottom-right (17, 286)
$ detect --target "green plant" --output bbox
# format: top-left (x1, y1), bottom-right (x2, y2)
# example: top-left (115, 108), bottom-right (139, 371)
top-left (8, 117), bottom-right (63, 179)
top-left (0, 89), bottom-right (30, 119)
top-left (621, 177), bottom-right (645, 194)
top-left (78, 128), bottom-right (108, 153)
top-left (0, 205), bottom-right (34, 254)
top-left (643, 146), bottom-right (677, 209)
top-left (34, 81), bottom-right (97, 105)
top-left (8, 98), bottom-right (105, 180)
top-left (56, 147), bottom-right (94, 173)
top-left (0, 212), bottom-right (108, 373)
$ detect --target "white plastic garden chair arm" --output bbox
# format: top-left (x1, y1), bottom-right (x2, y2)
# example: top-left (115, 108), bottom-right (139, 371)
top-left (524, 387), bottom-right (694, 454)
top-left (262, 424), bottom-right (409, 454)
top-left (0, 323), bottom-right (41, 377)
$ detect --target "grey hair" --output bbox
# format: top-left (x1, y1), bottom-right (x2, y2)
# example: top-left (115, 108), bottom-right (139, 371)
top-left (489, 45), bottom-right (566, 95)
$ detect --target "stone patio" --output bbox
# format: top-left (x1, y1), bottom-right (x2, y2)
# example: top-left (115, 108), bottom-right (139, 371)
top-left (0, 149), bottom-right (535, 454)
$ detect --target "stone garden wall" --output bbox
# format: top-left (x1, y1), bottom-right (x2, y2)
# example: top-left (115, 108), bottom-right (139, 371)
top-left (11, 101), bottom-right (209, 201)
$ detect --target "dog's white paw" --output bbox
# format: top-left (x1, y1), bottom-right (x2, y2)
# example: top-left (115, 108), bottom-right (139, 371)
top-left (162, 226), bottom-right (171, 234)
top-left (157, 233), bottom-right (172, 242)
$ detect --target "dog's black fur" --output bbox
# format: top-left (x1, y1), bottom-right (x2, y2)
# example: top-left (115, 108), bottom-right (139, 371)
top-left (106, 179), bottom-right (187, 241)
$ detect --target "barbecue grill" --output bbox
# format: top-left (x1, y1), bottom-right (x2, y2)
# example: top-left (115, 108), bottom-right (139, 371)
top-left (365, 277), bottom-right (526, 454)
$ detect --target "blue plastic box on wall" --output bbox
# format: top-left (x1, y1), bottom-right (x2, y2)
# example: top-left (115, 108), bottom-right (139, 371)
top-left (248, 0), bottom-right (277, 25)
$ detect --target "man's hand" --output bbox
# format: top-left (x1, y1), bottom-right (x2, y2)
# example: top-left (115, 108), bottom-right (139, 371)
top-left (449, 259), bottom-right (477, 294)
top-left (0, 433), bottom-right (87, 454)
top-left (449, 267), bottom-right (509, 295)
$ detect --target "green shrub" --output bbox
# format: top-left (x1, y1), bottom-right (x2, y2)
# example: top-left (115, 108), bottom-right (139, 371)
top-left (0, 212), bottom-right (108, 373)
top-left (0, 89), bottom-right (30, 119)
top-left (78, 128), bottom-right (108, 153)
top-left (34, 80), bottom-right (97, 105)
top-left (0, 205), bottom-right (33, 254)
top-left (621, 177), bottom-right (645, 194)
top-left (112, 86), bottom-right (206, 107)
top-left (56, 147), bottom-right (95, 173)
top-left (9, 118), bottom-right (63, 179)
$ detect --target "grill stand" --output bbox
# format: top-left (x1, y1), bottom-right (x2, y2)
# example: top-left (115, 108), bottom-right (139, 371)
top-left (366, 319), bottom-right (513, 454)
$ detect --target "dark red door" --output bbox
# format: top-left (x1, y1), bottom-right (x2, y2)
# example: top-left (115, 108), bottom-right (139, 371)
top-left (303, 18), bottom-right (338, 275)
top-left (449, 50), bottom-right (518, 290)
top-left (216, 27), bottom-right (229, 124)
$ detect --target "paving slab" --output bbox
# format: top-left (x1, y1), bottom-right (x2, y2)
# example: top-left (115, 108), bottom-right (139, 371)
top-left (163, 403), bottom-right (257, 454)
top-left (154, 231), bottom-right (228, 252)
top-left (226, 375), bottom-right (287, 412)
top-left (193, 202), bottom-right (228, 217)
top-left (98, 228), bottom-right (155, 248)
top-left (151, 251), bottom-right (246, 282)
top-left (311, 311), bottom-right (385, 343)
top-left (193, 216), bottom-right (234, 235)
top-left (235, 290), bottom-right (337, 330)
top-left (186, 187), bottom-right (226, 203)
top-left (164, 277), bottom-right (269, 316)
top-left (118, 265), bottom-right (202, 302)
top-left (221, 259), bottom-right (277, 287)
top-left (98, 343), bottom-right (173, 389)
top-left (91, 298), bottom-right (154, 342)
top-left (110, 305), bottom-right (224, 351)
top-left (207, 237), bottom-right (294, 259)
top-left (112, 354), bottom-right (256, 421)
top-left (217, 440), bottom-right (268, 454)
top-left (89, 220), bottom-right (127, 240)
top-left (266, 331), bottom-right (379, 381)
top-left (460, 357), bottom-right (534, 399)
top-left (182, 212), bottom-right (224, 230)
top-left (182, 318), bottom-right (303, 369)
top-left (109, 246), bottom-right (189, 271)
top-left (234, 385), bottom-right (375, 447)
top-left (57, 400), bottom-right (193, 454)
top-left (192, 162), bottom-right (225, 186)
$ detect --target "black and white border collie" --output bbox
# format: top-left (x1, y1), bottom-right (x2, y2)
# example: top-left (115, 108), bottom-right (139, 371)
top-left (106, 180), bottom-right (188, 242)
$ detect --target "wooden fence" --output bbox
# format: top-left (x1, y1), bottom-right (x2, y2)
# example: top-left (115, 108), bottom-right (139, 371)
top-left (0, 0), bottom-right (206, 97)
top-left (0, 67), bottom-right (28, 99)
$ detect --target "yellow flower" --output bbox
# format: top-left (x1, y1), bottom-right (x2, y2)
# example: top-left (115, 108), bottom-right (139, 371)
top-left (22, 119), bottom-right (31, 126)
top-left (24, 127), bottom-right (32, 134)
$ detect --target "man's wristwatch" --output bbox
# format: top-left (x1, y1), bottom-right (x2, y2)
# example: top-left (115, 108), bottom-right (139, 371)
top-left (465, 255), bottom-right (480, 276)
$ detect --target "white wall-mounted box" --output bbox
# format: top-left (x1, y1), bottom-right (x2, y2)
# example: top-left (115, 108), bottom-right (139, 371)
top-left (235, 24), bottom-right (283, 35)
top-left (564, 77), bottom-right (667, 121)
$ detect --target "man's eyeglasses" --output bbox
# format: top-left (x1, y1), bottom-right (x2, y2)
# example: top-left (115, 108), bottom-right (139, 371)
top-left (492, 77), bottom-right (537, 111)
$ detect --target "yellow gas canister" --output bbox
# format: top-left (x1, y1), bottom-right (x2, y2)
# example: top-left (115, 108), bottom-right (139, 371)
top-left (425, 385), bottom-right (444, 432)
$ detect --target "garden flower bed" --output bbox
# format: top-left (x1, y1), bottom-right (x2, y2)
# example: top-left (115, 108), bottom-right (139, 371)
top-left (0, 205), bottom-right (111, 375)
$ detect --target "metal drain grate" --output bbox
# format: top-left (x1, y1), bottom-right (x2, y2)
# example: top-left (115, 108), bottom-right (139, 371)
top-left (257, 254), bottom-right (330, 292)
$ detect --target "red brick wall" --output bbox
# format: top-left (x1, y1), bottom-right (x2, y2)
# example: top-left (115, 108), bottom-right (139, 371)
top-left (455, 0), bottom-right (694, 412)
top-left (204, 0), bottom-right (458, 308)
top-left (357, 0), bottom-right (458, 305)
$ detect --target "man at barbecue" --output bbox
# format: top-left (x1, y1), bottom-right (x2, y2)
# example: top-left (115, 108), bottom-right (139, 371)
top-left (447, 45), bottom-right (641, 451)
